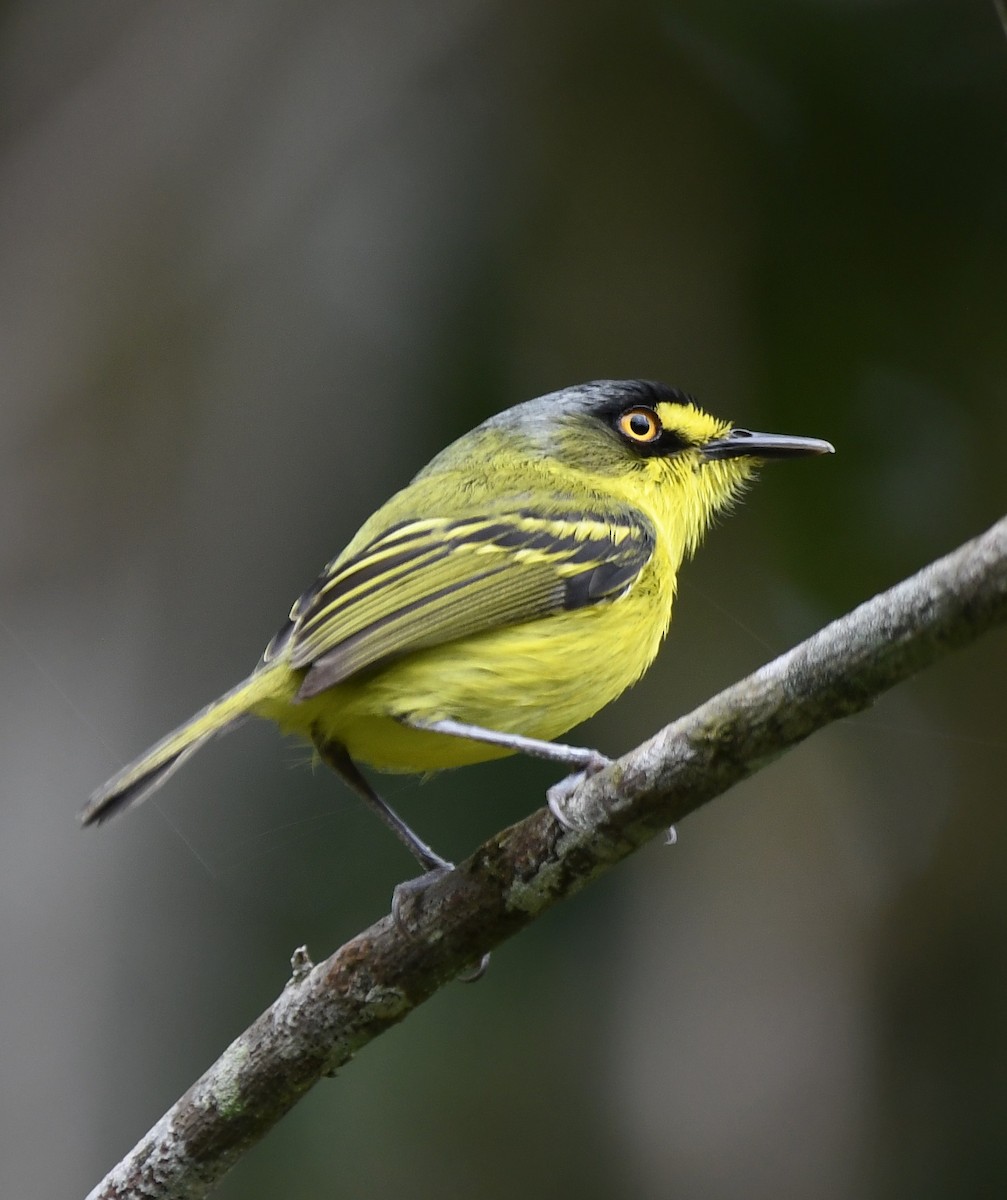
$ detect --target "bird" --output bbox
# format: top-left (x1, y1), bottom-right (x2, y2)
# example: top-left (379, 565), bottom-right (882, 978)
top-left (81, 379), bottom-right (833, 875)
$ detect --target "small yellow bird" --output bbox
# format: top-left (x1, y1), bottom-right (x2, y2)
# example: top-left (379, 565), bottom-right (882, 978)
top-left (82, 380), bottom-right (832, 871)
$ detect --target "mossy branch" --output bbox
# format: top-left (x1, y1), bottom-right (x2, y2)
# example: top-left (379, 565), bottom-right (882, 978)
top-left (87, 513), bottom-right (1007, 1200)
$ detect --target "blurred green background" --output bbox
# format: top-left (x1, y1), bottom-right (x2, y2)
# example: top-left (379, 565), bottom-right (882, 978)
top-left (1, 2), bottom-right (1005, 1197)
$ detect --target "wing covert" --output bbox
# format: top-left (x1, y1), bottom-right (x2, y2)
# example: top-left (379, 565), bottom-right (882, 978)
top-left (276, 510), bottom-right (654, 698)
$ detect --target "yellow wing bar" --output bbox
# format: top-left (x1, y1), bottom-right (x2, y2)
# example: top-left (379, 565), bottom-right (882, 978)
top-left (267, 510), bottom-right (654, 698)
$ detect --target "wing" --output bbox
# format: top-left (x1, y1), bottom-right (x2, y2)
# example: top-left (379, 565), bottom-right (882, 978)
top-left (268, 509), bottom-right (655, 700)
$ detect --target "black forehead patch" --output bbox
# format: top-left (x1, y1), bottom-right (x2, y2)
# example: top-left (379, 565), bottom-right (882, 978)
top-left (586, 379), bottom-right (697, 419)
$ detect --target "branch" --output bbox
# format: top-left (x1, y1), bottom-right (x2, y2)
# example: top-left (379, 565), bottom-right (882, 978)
top-left (88, 514), bottom-right (1007, 1200)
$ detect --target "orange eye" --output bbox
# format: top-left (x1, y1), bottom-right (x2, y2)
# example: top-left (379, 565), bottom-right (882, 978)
top-left (617, 406), bottom-right (662, 443)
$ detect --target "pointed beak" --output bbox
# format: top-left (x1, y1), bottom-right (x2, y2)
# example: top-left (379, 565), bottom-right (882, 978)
top-left (702, 428), bottom-right (835, 461)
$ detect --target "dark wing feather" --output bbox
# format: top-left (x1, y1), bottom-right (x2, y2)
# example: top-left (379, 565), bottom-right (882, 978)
top-left (277, 510), bottom-right (654, 699)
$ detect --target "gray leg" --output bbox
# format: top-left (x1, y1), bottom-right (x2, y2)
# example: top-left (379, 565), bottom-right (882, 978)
top-left (317, 741), bottom-right (452, 873)
top-left (318, 739), bottom-right (491, 983)
top-left (402, 716), bottom-right (611, 774)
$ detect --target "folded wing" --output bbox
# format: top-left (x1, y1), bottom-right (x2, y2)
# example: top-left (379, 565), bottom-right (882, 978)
top-left (266, 510), bottom-right (654, 699)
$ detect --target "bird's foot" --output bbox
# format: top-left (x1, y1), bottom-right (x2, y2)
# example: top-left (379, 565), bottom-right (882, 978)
top-left (391, 865), bottom-right (491, 984)
top-left (391, 863), bottom-right (453, 930)
top-left (546, 752), bottom-right (612, 833)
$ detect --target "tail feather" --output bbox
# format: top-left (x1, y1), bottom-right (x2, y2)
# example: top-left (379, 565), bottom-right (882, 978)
top-left (80, 670), bottom-right (274, 827)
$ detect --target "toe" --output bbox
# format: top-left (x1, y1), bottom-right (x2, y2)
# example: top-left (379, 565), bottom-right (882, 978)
top-left (391, 864), bottom-right (454, 932)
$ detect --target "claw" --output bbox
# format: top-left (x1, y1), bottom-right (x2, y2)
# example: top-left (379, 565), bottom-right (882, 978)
top-left (457, 952), bottom-right (491, 983)
top-left (547, 772), bottom-right (584, 830)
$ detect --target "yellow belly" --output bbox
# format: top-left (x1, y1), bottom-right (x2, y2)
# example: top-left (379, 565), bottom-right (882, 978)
top-left (255, 571), bottom-right (674, 773)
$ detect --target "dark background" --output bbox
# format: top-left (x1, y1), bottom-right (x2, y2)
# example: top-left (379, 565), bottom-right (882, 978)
top-left (1, 3), bottom-right (1005, 1197)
